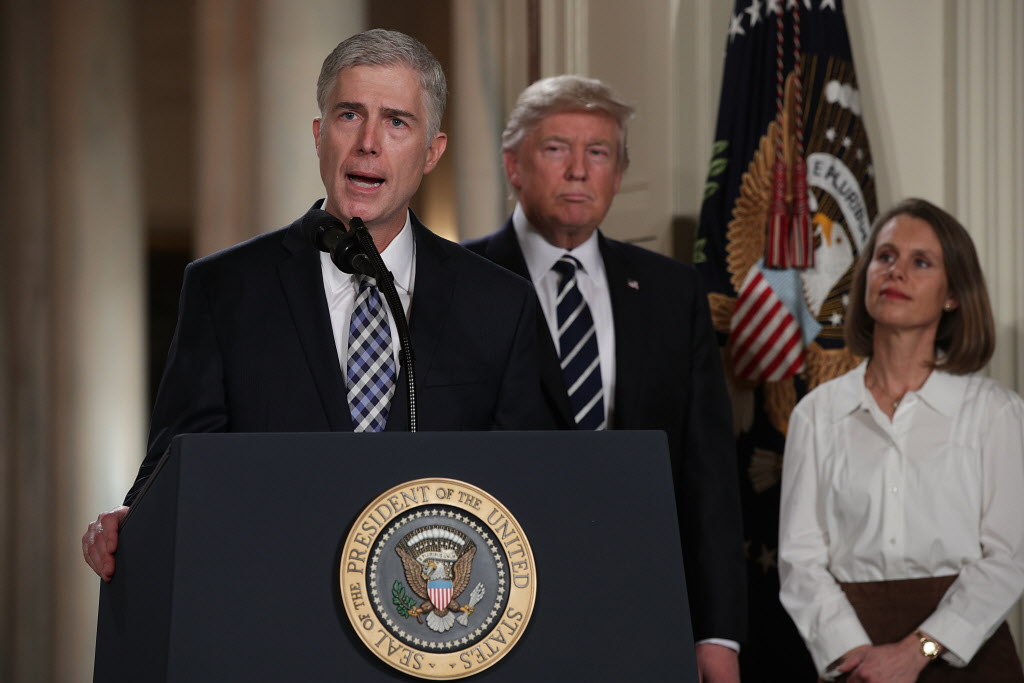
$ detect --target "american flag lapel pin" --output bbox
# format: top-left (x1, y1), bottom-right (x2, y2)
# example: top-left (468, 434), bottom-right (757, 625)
top-left (627, 278), bottom-right (639, 290)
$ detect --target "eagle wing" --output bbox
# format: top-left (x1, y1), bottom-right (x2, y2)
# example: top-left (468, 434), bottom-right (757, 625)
top-left (451, 542), bottom-right (477, 599)
top-left (726, 119), bottom-right (775, 294)
top-left (395, 545), bottom-right (429, 600)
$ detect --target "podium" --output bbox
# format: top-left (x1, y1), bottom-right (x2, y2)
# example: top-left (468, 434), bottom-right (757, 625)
top-left (94, 431), bottom-right (698, 681)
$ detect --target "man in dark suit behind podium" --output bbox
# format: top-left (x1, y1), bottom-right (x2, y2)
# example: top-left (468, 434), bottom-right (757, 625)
top-left (464, 75), bottom-right (747, 682)
top-left (83, 29), bottom-right (551, 579)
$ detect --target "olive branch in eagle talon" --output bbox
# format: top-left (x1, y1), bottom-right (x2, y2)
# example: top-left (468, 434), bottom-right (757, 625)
top-left (394, 524), bottom-right (484, 633)
top-left (392, 581), bottom-right (417, 617)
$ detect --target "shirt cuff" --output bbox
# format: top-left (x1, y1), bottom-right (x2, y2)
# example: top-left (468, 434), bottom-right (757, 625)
top-left (919, 613), bottom-right (977, 668)
top-left (696, 638), bottom-right (740, 653)
top-left (808, 616), bottom-right (872, 677)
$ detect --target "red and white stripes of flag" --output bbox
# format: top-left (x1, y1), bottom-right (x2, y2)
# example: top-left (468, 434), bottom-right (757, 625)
top-left (729, 266), bottom-right (805, 382)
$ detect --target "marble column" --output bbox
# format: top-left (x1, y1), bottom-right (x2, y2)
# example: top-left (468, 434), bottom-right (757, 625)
top-left (195, 0), bottom-right (260, 257)
top-left (1, 3), bottom-right (59, 681)
top-left (452, 0), bottom-right (509, 240)
top-left (50, 0), bottom-right (147, 678)
top-left (1, 0), bottom-right (147, 680)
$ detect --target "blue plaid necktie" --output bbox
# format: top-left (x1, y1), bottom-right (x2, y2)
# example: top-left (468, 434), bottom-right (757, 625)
top-left (347, 275), bottom-right (396, 432)
top-left (552, 254), bottom-right (605, 430)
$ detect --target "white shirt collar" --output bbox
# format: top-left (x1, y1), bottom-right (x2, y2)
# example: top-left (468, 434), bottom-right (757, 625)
top-left (511, 202), bottom-right (603, 281)
top-left (829, 360), bottom-right (868, 420)
top-left (833, 359), bottom-right (967, 421)
top-left (320, 208), bottom-right (415, 296)
top-left (913, 365), bottom-right (967, 417)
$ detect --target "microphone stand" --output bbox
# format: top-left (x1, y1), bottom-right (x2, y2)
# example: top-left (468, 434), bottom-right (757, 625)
top-left (310, 212), bottom-right (417, 432)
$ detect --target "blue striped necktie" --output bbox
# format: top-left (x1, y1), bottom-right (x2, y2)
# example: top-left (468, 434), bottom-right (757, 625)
top-left (552, 254), bottom-right (605, 430)
top-left (347, 275), bottom-right (396, 432)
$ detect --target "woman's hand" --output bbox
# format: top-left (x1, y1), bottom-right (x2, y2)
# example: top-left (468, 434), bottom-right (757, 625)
top-left (837, 633), bottom-right (931, 682)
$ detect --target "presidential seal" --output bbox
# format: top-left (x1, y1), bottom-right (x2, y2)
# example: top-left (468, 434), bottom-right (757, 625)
top-left (340, 478), bottom-right (536, 679)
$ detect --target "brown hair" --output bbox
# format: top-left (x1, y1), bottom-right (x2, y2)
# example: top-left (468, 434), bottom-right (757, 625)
top-left (844, 197), bottom-right (995, 374)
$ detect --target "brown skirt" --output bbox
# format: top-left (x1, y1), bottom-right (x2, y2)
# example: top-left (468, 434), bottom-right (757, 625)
top-left (832, 575), bottom-right (1023, 682)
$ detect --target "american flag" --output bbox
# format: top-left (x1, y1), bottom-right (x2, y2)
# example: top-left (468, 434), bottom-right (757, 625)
top-left (729, 265), bottom-right (805, 382)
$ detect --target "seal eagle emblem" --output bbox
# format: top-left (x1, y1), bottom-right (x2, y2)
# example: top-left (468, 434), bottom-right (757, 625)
top-left (395, 525), bottom-right (485, 633)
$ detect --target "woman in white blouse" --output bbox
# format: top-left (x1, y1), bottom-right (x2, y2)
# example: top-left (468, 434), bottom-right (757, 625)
top-left (779, 198), bottom-right (1024, 682)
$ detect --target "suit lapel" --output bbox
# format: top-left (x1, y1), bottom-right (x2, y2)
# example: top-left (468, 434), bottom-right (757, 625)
top-left (279, 208), bottom-right (354, 431)
top-left (485, 220), bottom-right (575, 428)
top-left (599, 234), bottom-right (646, 428)
top-left (409, 217), bottom-right (455, 382)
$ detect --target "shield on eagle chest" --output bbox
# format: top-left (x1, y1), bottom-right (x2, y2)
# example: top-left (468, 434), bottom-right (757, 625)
top-left (428, 579), bottom-right (453, 611)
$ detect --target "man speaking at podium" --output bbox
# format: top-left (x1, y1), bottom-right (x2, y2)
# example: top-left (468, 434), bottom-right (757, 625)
top-left (83, 29), bottom-right (550, 580)
top-left (465, 75), bottom-right (747, 682)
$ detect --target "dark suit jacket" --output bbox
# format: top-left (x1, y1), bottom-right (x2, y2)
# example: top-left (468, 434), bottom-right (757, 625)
top-left (465, 219), bottom-right (747, 644)
top-left (125, 206), bottom-right (552, 505)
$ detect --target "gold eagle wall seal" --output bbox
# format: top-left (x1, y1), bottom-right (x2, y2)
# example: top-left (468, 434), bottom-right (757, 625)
top-left (340, 478), bottom-right (536, 679)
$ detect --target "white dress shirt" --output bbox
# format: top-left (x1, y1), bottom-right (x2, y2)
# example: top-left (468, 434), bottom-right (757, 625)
top-left (779, 361), bottom-right (1024, 674)
top-left (512, 203), bottom-right (617, 426)
top-left (319, 209), bottom-right (415, 376)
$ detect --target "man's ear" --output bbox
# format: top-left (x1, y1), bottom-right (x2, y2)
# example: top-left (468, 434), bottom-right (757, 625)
top-left (423, 132), bottom-right (447, 175)
top-left (503, 151), bottom-right (521, 189)
top-left (312, 117), bottom-right (322, 157)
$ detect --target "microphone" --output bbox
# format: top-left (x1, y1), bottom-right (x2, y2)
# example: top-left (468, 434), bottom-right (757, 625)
top-left (307, 209), bottom-right (374, 277)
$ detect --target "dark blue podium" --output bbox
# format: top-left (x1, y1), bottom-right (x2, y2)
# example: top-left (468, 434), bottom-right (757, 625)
top-left (94, 431), bottom-right (697, 681)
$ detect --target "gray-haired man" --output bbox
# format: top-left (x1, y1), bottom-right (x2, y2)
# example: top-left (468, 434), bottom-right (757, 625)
top-left (83, 29), bottom-right (552, 580)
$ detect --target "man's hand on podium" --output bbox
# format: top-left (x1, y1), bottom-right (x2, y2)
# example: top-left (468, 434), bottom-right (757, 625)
top-left (82, 505), bottom-right (129, 581)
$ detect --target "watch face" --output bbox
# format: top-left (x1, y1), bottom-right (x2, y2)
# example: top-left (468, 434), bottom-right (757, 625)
top-left (922, 639), bottom-right (940, 657)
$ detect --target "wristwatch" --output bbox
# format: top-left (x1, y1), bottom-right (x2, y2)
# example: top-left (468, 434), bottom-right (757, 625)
top-left (916, 631), bottom-right (941, 659)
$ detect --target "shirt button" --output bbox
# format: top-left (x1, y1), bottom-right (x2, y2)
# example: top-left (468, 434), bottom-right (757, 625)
top-left (891, 486), bottom-right (899, 494)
